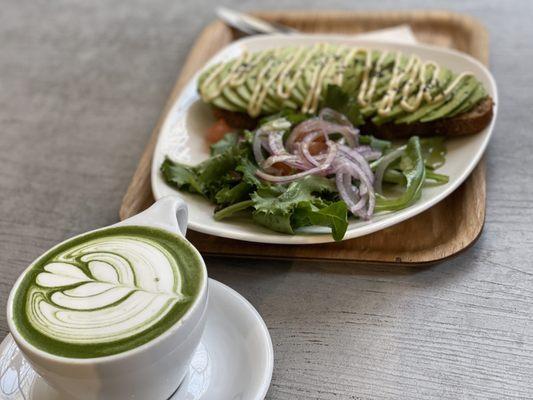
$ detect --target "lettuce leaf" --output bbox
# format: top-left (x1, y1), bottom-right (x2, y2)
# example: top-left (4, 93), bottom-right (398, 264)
top-left (249, 176), bottom-right (344, 238)
top-left (160, 159), bottom-right (204, 195)
top-left (210, 132), bottom-right (239, 156)
top-left (161, 137), bottom-right (254, 202)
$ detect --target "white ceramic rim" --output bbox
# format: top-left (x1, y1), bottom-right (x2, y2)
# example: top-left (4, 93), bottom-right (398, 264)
top-left (6, 224), bottom-right (208, 364)
top-left (151, 33), bottom-right (498, 244)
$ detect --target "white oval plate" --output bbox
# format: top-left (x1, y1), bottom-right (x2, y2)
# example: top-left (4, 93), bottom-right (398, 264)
top-left (151, 34), bottom-right (498, 245)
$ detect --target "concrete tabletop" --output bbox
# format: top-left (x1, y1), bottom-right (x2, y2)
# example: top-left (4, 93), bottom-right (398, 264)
top-left (1, 1), bottom-right (532, 398)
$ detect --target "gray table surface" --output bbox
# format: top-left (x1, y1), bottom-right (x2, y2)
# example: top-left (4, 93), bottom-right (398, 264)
top-left (1, 0), bottom-right (532, 399)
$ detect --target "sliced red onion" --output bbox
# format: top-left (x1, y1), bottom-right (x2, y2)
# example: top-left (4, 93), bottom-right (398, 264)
top-left (336, 171), bottom-right (361, 213)
top-left (263, 154), bottom-right (303, 170)
top-left (285, 118), bottom-right (320, 151)
top-left (353, 145), bottom-right (382, 161)
top-left (342, 172), bottom-right (359, 200)
top-left (335, 164), bottom-right (371, 218)
top-left (256, 141), bottom-right (337, 184)
top-left (300, 131), bottom-right (324, 167)
top-left (339, 145), bottom-right (374, 184)
top-left (286, 118), bottom-right (358, 151)
top-left (295, 143), bottom-right (317, 169)
top-left (364, 151), bottom-right (382, 161)
top-left (253, 128), bottom-right (268, 165)
top-left (319, 108), bottom-right (352, 126)
top-left (338, 159), bottom-right (375, 219)
top-left (268, 130), bottom-right (287, 156)
top-left (256, 166), bottom-right (324, 183)
top-left (253, 109), bottom-right (376, 220)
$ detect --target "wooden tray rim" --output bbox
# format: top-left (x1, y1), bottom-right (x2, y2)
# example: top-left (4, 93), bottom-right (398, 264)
top-left (120, 9), bottom-right (489, 265)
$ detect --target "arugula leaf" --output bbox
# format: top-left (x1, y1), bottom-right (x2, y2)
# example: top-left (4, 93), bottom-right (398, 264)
top-left (160, 158), bottom-right (204, 195)
top-left (210, 132), bottom-right (239, 156)
top-left (420, 137), bottom-right (447, 170)
top-left (375, 137), bottom-right (448, 192)
top-left (425, 169), bottom-right (449, 184)
top-left (360, 135), bottom-right (392, 153)
top-left (375, 136), bottom-right (426, 212)
top-left (322, 85), bottom-right (364, 126)
top-left (292, 201), bottom-right (348, 241)
top-left (214, 199), bottom-right (254, 221)
top-left (382, 169), bottom-right (406, 185)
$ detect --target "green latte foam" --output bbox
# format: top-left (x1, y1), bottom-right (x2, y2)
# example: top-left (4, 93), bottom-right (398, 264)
top-left (12, 225), bottom-right (204, 359)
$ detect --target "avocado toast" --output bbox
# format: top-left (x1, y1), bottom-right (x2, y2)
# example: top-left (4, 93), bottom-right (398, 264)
top-left (197, 44), bottom-right (493, 138)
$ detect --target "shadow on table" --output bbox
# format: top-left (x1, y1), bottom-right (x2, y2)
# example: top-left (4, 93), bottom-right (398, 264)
top-left (205, 255), bottom-right (438, 278)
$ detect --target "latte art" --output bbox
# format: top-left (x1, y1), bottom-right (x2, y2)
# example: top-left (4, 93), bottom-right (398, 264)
top-left (12, 226), bottom-right (204, 358)
top-left (28, 236), bottom-right (186, 345)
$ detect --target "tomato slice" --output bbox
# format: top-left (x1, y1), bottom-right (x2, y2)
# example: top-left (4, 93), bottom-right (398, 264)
top-left (207, 119), bottom-right (233, 144)
top-left (308, 140), bottom-right (328, 155)
top-left (271, 162), bottom-right (293, 176)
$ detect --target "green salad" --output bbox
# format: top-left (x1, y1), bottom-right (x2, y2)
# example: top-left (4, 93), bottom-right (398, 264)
top-left (161, 86), bottom-right (448, 241)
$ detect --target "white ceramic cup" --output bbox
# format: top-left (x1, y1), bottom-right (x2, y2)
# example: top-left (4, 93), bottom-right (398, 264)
top-left (7, 196), bottom-right (208, 400)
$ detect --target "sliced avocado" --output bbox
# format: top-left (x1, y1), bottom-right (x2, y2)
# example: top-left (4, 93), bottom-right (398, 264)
top-left (235, 83), bottom-right (252, 103)
top-left (394, 70), bottom-right (465, 124)
top-left (199, 59), bottom-right (237, 101)
top-left (242, 78), bottom-right (277, 114)
top-left (197, 64), bottom-right (217, 88)
top-left (202, 46), bottom-right (487, 122)
top-left (262, 55), bottom-right (301, 110)
top-left (269, 62), bottom-right (304, 106)
top-left (374, 68), bottom-right (452, 125)
top-left (221, 86), bottom-right (248, 110)
top-left (236, 61), bottom-right (275, 111)
top-left (212, 96), bottom-right (240, 112)
top-left (369, 70), bottom-right (393, 97)
top-left (297, 62), bottom-right (315, 108)
top-left (420, 76), bottom-right (478, 122)
top-left (341, 60), bottom-right (365, 98)
top-left (291, 84), bottom-right (305, 104)
top-left (357, 54), bottom-right (414, 120)
top-left (361, 71), bottom-right (412, 119)
top-left (265, 85), bottom-right (298, 110)
top-left (447, 83), bottom-right (487, 117)
top-left (365, 55), bottom-right (412, 124)
top-left (243, 71), bottom-right (278, 114)
top-left (289, 50), bottom-right (312, 104)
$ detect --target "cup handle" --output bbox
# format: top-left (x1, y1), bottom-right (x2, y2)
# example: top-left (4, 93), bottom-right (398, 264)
top-left (115, 196), bottom-right (188, 236)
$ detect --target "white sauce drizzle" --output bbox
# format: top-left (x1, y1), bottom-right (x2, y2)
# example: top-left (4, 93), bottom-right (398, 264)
top-left (199, 44), bottom-right (476, 117)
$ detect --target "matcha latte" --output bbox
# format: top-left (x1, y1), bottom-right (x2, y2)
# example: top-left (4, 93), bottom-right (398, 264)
top-left (11, 225), bottom-right (204, 359)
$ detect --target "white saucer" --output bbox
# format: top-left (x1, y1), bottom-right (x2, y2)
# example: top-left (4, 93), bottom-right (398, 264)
top-left (0, 279), bottom-right (273, 400)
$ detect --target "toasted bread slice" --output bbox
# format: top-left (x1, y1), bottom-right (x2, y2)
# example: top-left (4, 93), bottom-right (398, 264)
top-left (361, 97), bottom-right (494, 139)
top-left (211, 97), bottom-right (494, 139)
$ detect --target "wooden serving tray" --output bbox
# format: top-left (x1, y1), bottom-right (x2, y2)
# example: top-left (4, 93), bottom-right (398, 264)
top-left (120, 10), bottom-right (489, 265)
